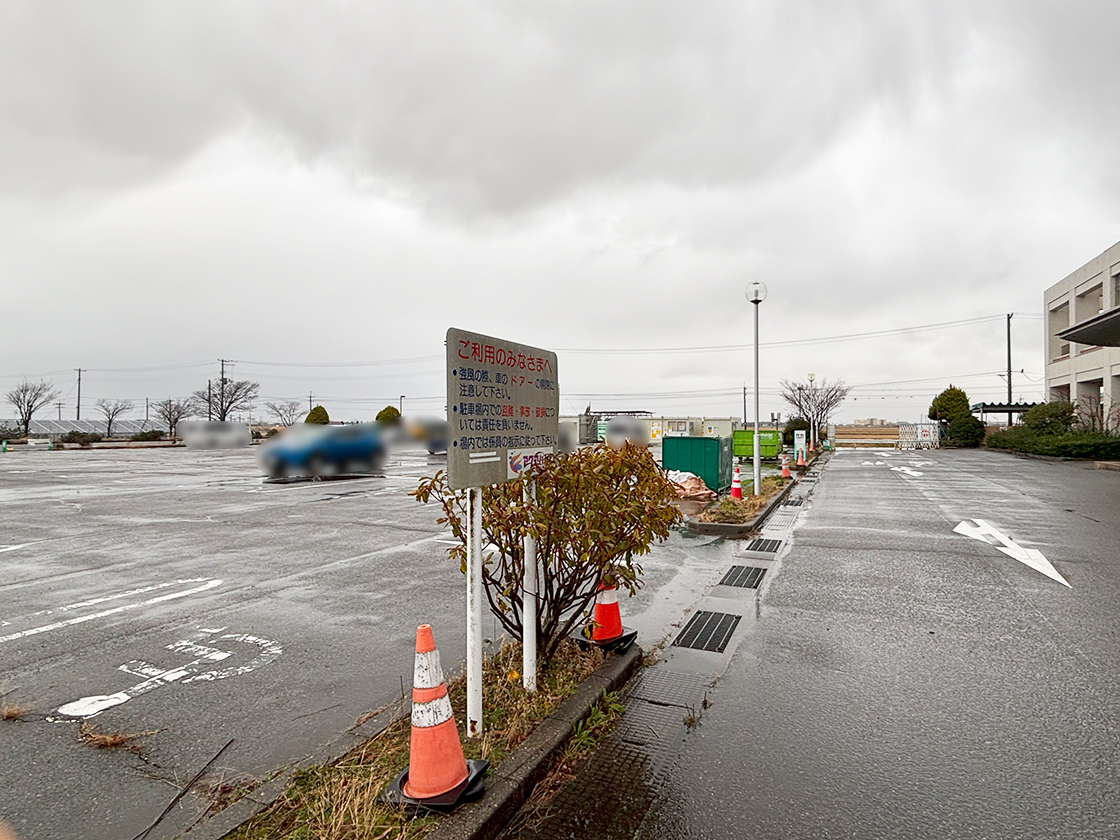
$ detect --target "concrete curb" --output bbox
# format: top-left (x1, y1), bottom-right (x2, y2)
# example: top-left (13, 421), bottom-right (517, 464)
top-left (190, 647), bottom-right (641, 840)
top-left (684, 477), bottom-right (798, 537)
top-left (424, 645), bottom-right (643, 840)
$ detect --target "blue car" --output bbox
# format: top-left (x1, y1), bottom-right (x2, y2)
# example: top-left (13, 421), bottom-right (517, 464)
top-left (257, 423), bottom-right (386, 478)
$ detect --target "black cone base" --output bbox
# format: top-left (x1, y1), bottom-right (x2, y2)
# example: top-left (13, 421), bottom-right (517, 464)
top-left (377, 758), bottom-right (488, 815)
top-left (575, 626), bottom-right (637, 654)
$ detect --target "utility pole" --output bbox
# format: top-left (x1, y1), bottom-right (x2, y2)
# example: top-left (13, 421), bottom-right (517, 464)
top-left (207, 380), bottom-right (212, 421)
top-left (145, 398), bottom-right (149, 423)
top-left (75, 368), bottom-right (83, 420)
top-left (1006, 314), bottom-right (1013, 428)
top-left (57, 401), bottom-right (62, 420)
top-left (219, 359), bottom-right (227, 422)
top-left (742, 385), bottom-right (747, 426)
top-left (308, 392), bottom-right (313, 413)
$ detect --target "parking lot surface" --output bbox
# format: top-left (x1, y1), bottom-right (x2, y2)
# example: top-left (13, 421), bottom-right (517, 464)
top-left (0, 445), bottom-right (709, 839)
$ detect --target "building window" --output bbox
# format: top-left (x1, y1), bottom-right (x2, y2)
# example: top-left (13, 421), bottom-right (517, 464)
top-left (1112, 272), bottom-right (1120, 309)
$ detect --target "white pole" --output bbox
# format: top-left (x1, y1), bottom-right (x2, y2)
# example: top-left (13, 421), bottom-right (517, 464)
top-left (753, 300), bottom-right (761, 496)
top-left (466, 486), bottom-right (483, 737)
top-left (522, 483), bottom-right (537, 693)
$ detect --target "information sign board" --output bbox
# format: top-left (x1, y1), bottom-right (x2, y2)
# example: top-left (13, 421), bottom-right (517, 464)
top-left (794, 429), bottom-right (807, 457)
top-left (446, 327), bottom-right (559, 490)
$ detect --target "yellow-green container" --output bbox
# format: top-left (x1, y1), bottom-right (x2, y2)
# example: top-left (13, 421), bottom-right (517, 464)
top-left (732, 429), bottom-right (781, 459)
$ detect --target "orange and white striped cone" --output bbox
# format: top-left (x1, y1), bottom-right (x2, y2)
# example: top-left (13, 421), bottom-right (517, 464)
top-left (379, 625), bottom-right (488, 813)
top-left (796, 448), bottom-right (805, 467)
top-left (580, 584), bottom-right (637, 653)
top-left (781, 454), bottom-right (792, 479)
top-left (730, 467), bottom-right (742, 499)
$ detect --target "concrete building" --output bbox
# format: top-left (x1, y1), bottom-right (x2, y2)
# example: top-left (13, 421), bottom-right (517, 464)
top-left (1045, 241), bottom-right (1120, 427)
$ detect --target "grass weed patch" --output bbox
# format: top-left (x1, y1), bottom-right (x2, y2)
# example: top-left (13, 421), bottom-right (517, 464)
top-left (229, 639), bottom-right (602, 840)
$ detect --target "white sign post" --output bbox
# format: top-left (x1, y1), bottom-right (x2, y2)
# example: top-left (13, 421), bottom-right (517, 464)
top-left (794, 429), bottom-right (807, 462)
top-left (447, 328), bottom-right (559, 735)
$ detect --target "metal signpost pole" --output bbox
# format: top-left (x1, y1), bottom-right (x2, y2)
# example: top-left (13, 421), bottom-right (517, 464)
top-left (522, 483), bottom-right (537, 693)
top-left (447, 327), bottom-right (559, 737)
top-left (467, 486), bottom-right (483, 738)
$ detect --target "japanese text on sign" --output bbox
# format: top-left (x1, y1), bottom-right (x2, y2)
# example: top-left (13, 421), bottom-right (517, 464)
top-left (447, 328), bottom-right (559, 490)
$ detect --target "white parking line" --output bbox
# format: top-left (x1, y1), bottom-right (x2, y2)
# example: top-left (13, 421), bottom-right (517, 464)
top-left (0, 579), bottom-right (224, 644)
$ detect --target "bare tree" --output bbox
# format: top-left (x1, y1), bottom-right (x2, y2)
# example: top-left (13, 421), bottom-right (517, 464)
top-left (1073, 392), bottom-right (1114, 434)
top-left (191, 379), bottom-right (259, 422)
top-left (96, 399), bottom-right (134, 438)
top-left (5, 379), bottom-right (60, 437)
top-left (265, 400), bottom-right (304, 426)
top-left (780, 378), bottom-right (851, 437)
top-left (153, 398), bottom-right (198, 438)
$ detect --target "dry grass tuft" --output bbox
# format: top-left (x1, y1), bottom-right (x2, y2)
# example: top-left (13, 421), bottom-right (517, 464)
top-left (1, 703), bottom-right (29, 721)
top-left (78, 721), bottom-right (156, 750)
top-left (229, 639), bottom-right (603, 840)
top-left (698, 476), bottom-right (788, 523)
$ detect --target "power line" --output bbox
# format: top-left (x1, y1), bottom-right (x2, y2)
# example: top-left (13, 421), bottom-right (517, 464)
top-left (552, 314), bottom-right (1009, 355)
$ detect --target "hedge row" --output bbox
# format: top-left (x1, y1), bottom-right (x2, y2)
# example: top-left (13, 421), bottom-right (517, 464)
top-left (985, 428), bottom-right (1120, 459)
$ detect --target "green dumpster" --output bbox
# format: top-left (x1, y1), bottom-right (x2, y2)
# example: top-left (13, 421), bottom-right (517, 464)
top-left (662, 435), bottom-right (733, 493)
top-left (732, 429), bottom-right (781, 459)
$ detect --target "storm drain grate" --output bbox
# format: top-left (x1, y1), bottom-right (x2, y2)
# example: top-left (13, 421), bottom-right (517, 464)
top-left (743, 538), bottom-right (783, 554)
top-left (672, 611), bottom-right (741, 652)
top-left (719, 565), bottom-right (766, 588)
top-left (782, 499), bottom-right (804, 506)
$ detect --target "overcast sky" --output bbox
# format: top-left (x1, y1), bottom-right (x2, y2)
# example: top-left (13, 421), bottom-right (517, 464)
top-left (2, 1), bottom-right (1118, 425)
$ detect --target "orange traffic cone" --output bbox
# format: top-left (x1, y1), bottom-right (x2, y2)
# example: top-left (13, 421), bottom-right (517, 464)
top-left (581, 584), bottom-right (637, 653)
top-left (730, 467), bottom-right (742, 499)
top-left (379, 625), bottom-right (487, 812)
top-left (796, 448), bottom-right (805, 467)
top-left (781, 454), bottom-right (792, 479)
top-left (809, 440), bottom-right (815, 454)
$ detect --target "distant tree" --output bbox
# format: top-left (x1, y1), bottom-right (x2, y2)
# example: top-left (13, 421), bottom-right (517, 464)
top-left (95, 399), bottom-right (134, 438)
top-left (1022, 401), bottom-right (1075, 436)
top-left (191, 379), bottom-right (259, 422)
top-left (928, 385), bottom-right (971, 425)
top-left (305, 405), bottom-right (330, 424)
top-left (265, 400), bottom-right (304, 426)
top-left (376, 405), bottom-right (402, 425)
top-left (946, 415), bottom-right (985, 447)
top-left (5, 379), bottom-right (59, 437)
top-left (152, 398), bottom-right (197, 438)
top-left (782, 416), bottom-right (810, 447)
top-left (780, 379), bottom-right (850, 439)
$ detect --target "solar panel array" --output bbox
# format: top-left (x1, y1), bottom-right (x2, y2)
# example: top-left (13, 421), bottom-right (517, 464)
top-left (1, 418), bottom-right (163, 436)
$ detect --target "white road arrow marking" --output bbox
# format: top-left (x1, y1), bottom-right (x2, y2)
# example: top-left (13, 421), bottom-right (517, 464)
top-left (953, 519), bottom-right (1070, 588)
top-left (891, 466), bottom-right (924, 476)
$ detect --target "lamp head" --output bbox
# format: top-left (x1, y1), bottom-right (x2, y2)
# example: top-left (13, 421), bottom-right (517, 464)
top-left (745, 281), bottom-right (767, 304)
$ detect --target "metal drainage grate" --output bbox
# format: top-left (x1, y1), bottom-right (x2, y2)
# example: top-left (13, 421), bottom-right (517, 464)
top-left (719, 565), bottom-right (767, 589)
top-left (672, 611), bottom-right (741, 653)
top-left (782, 499), bottom-right (804, 507)
top-left (743, 538), bottom-right (783, 554)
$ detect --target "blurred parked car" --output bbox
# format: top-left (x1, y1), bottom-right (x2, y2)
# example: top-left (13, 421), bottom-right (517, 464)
top-left (180, 421), bottom-right (252, 449)
top-left (405, 417), bottom-right (448, 454)
top-left (256, 423), bottom-right (386, 477)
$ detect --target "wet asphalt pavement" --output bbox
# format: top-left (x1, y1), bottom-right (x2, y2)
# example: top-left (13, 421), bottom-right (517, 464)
top-left (519, 450), bottom-right (1119, 840)
top-left (0, 444), bottom-right (707, 840)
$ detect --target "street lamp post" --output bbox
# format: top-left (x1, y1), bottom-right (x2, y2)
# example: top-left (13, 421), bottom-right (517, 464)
top-left (399, 395), bottom-right (405, 415)
top-left (807, 373), bottom-right (816, 450)
top-left (745, 282), bottom-right (767, 496)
